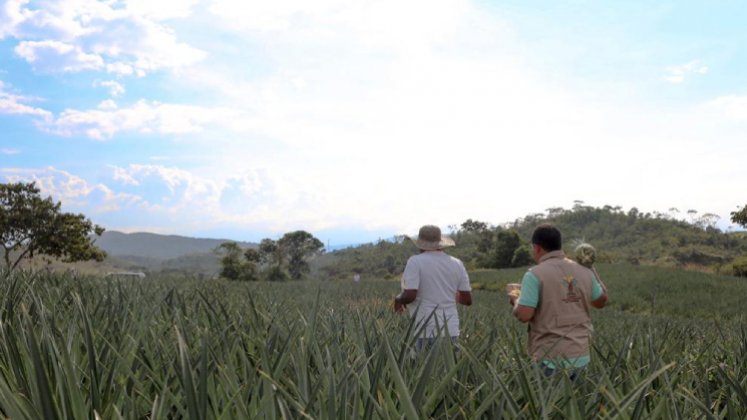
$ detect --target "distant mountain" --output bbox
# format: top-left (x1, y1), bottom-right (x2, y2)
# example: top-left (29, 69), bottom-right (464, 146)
top-left (95, 231), bottom-right (256, 260)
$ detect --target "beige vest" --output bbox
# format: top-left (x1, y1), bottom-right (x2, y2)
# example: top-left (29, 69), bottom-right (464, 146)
top-left (527, 250), bottom-right (594, 361)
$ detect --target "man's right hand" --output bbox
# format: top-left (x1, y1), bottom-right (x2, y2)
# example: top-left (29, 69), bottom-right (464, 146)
top-left (394, 289), bottom-right (417, 313)
top-left (394, 300), bottom-right (406, 313)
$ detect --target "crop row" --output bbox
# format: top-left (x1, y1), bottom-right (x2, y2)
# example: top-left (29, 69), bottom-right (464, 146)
top-left (0, 270), bottom-right (745, 418)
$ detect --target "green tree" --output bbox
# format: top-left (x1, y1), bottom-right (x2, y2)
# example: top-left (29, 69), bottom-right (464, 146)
top-left (216, 242), bottom-right (261, 281)
top-left (460, 219), bottom-right (488, 233)
top-left (258, 238), bottom-right (287, 280)
top-left (216, 242), bottom-right (243, 280)
top-left (242, 248), bottom-right (261, 280)
top-left (259, 238), bottom-right (281, 267)
top-left (731, 204), bottom-right (747, 228)
top-left (384, 255), bottom-right (397, 274)
top-left (278, 230), bottom-right (325, 280)
top-left (491, 229), bottom-right (523, 268)
top-left (1, 182), bottom-right (105, 271)
top-left (511, 245), bottom-right (533, 267)
top-left (244, 248), bottom-right (261, 263)
top-left (731, 256), bottom-right (747, 277)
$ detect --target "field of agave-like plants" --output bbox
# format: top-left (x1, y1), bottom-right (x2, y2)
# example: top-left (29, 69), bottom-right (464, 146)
top-left (0, 267), bottom-right (745, 419)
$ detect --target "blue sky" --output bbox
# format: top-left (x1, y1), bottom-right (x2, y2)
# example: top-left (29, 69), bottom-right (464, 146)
top-left (1, 0), bottom-right (746, 246)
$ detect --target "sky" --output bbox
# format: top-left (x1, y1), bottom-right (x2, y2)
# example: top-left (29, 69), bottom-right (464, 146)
top-left (1, 0), bottom-right (746, 247)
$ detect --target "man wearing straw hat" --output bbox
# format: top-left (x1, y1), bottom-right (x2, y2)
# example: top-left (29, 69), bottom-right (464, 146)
top-left (394, 225), bottom-right (472, 350)
top-left (510, 223), bottom-right (607, 377)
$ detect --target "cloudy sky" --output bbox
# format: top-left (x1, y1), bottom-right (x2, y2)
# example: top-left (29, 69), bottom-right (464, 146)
top-left (1, 0), bottom-right (746, 246)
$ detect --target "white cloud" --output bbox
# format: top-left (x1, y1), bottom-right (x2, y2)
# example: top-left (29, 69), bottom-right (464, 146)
top-left (98, 80), bottom-right (125, 97)
top-left (0, 0), bottom-right (34, 39)
top-left (110, 165), bottom-right (140, 186)
top-left (0, 80), bottom-right (51, 117)
top-left (97, 99), bottom-right (117, 110)
top-left (665, 60), bottom-right (708, 84)
top-left (207, 0), bottom-right (337, 33)
top-left (2, 0), bottom-right (205, 75)
top-left (41, 99), bottom-right (244, 140)
top-left (207, 0), bottom-right (472, 48)
top-left (2, 166), bottom-right (94, 205)
top-left (1, 148), bottom-right (20, 155)
top-left (164, 2), bottom-right (747, 236)
top-left (102, 164), bottom-right (354, 232)
top-left (2, 167), bottom-right (93, 205)
top-left (1, 79), bottom-right (244, 140)
top-left (107, 164), bottom-right (223, 216)
top-left (125, 0), bottom-right (201, 20)
top-left (2, 2), bottom-right (745, 239)
top-left (106, 62), bottom-right (135, 76)
top-left (92, 17), bottom-right (206, 73)
top-left (705, 95), bottom-right (747, 121)
top-left (0, 166), bottom-right (143, 213)
top-left (15, 40), bottom-right (104, 72)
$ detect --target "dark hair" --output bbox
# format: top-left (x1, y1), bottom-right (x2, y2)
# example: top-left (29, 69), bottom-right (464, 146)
top-left (531, 224), bottom-right (562, 251)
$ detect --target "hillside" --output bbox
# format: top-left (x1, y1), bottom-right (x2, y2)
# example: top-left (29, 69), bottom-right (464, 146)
top-left (505, 206), bottom-right (746, 267)
top-left (11, 231), bottom-right (257, 275)
top-left (313, 205), bottom-right (747, 280)
top-left (95, 231), bottom-right (256, 260)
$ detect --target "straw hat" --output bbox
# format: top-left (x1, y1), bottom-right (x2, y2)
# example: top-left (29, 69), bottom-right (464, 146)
top-left (410, 225), bottom-right (455, 250)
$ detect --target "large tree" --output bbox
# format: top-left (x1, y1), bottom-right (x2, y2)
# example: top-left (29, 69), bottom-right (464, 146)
top-left (220, 231), bottom-right (324, 281)
top-left (491, 229), bottom-right (523, 268)
top-left (216, 241), bottom-right (244, 280)
top-left (258, 238), bottom-right (287, 281)
top-left (215, 241), bottom-right (259, 281)
top-left (1, 182), bottom-right (106, 271)
top-left (277, 230), bottom-right (325, 280)
top-left (731, 204), bottom-right (747, 229)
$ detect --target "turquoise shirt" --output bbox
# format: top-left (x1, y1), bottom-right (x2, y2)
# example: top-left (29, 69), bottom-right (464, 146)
top-left (517, 271), bottom-right (603, 369)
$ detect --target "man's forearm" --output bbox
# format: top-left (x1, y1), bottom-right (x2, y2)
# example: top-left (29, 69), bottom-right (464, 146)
top-left (592, 267), bottom-right (608, 293)
top-left (396, 290), bottom-right (417, 305)
top-left (512, 300), bottom-right (534, 323)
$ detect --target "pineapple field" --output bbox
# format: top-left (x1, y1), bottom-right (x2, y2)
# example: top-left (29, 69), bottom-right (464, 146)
top-left (0, 266), bottom-right (745, 419)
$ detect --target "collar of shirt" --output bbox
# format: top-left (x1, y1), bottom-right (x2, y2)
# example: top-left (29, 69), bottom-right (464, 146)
top-left (539, 250), bottom-right (566, 263)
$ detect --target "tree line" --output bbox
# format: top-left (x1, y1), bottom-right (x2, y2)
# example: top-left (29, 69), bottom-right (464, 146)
top-left (316, 202), bottom-right (747, 280)
top-left (215, 231), bottom-right (324, 281)
top-left (3, 181), bottom-right (747, 278)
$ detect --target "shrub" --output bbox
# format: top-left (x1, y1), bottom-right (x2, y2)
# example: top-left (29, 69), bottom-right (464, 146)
top-left (265, 265), bottom-right (289, 281)
top-left (732, 256), bottom-right (747, 277)
top-left (511, 245), bottom-right (533, 267)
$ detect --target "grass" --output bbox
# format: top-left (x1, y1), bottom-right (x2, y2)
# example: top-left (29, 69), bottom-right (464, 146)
top-left (0, 268), bottom-right (745, 418)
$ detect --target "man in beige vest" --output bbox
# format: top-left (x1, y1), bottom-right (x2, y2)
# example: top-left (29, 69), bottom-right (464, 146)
top-left (510, 224), bottom-right (607, 376)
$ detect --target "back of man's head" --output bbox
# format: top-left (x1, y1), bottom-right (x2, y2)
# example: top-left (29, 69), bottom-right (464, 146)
top-left (531, 224), bottom-right (562, 252)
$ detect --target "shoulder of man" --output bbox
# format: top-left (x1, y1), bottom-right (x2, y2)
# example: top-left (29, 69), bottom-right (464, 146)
top-left (407, 253), bottom-right (432, 265)
top-left (562, 257), bottom-right (593, 273)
